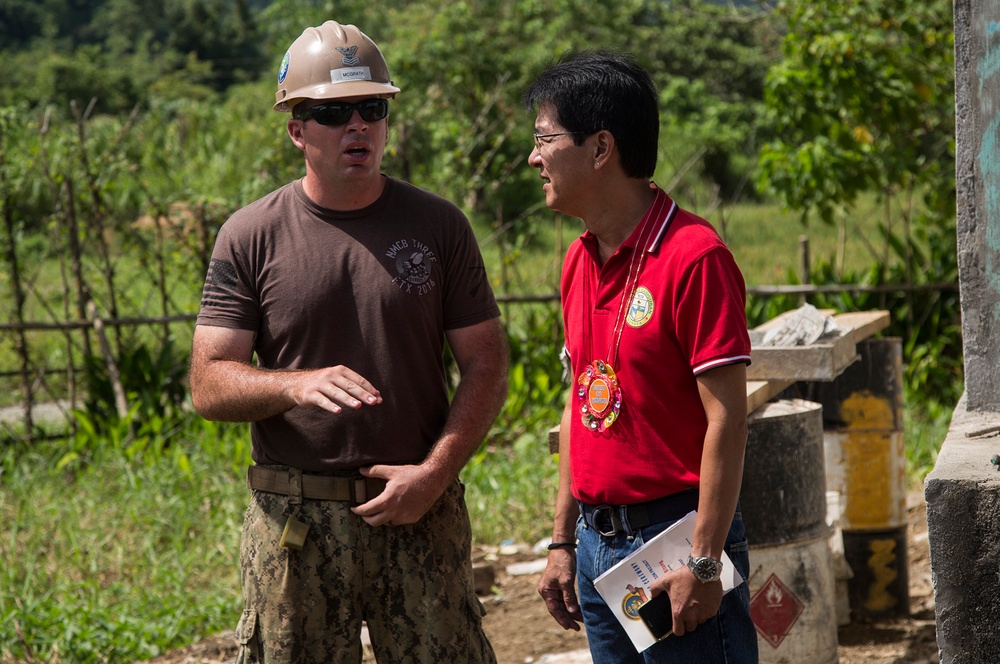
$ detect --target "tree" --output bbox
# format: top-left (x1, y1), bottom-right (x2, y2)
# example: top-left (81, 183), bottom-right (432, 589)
top-left (756, 0), bottom-right (954, 227)
top-left (378, 0), bottom-right (780, 221)
top-left (755, 0), bottom-right (960, 407)
top-left (381, 0), bottom-right (646, 218)
top-left (0, 0), bottom-right (267, 112)
top-left (0, 0), bottom-right (104, 49)
top-left (638, 0), bottom-right (781, 201)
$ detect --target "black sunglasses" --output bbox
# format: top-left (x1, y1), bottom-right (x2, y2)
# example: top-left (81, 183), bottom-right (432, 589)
top-left (294, 99), bottom-right (389, 125)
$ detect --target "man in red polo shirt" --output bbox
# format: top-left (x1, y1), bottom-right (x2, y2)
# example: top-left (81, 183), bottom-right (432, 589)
top-left (526, 51), bottom-right (758, 663)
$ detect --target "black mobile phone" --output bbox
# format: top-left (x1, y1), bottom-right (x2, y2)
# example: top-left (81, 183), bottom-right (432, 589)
top-left (637, 592), bottom-right (673, 640)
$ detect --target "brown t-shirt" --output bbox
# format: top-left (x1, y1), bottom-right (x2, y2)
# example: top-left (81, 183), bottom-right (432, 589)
top-left (196, 176), bottom-right (501, 471)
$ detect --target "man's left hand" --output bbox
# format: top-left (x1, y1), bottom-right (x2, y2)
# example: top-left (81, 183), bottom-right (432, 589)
top-left (350, 464), bottom-right (448, 526)
top-left (653, 567), bottom-right (724, 637)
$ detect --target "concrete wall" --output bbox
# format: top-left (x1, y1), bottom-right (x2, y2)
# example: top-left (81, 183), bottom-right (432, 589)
top-left (955, 0), bottom-right (1000, 411)
top-left (925, 397), bottom-right (1000, 663)
top-left (925, 1), bottom-right (1000, 662)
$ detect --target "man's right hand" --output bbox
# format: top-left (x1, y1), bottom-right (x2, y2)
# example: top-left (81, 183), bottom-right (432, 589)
top-left (288, 365), bottom-right (382, 414)
top-left (190, 325), bottom-right (382, 422)
top-left (537, 548), bottom-right (584, 631)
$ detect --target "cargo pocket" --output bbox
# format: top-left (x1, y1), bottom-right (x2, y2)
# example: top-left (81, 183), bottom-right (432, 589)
top-left (472, 592), bottom-right (488, 620)
top-left (235, 609), bottom-right (260, 664)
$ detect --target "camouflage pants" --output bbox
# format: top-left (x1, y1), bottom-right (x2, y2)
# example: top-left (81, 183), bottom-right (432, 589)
top-left (235, 475), bottom-right (496, 664)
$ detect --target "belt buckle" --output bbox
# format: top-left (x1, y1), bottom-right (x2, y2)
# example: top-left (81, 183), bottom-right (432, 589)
top-left (349, 475), bottom-right (368, 504)
top-left (591, 505), bottom-right (618, 537)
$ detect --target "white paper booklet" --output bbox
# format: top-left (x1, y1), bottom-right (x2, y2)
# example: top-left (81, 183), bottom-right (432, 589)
top-left (592, 510), bottom-right (743, 652)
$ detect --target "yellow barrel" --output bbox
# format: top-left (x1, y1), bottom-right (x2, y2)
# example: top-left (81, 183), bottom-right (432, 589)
top-left (823, 392), bottom-right (906, 530)
top-left (809, 338), bottom-right (909, 618)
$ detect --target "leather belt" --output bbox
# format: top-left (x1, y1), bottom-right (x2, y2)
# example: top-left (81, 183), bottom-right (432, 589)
top-left (580, 488), bottom-right (700, 537)
top-left (247, 465), bottom-right (386, 504)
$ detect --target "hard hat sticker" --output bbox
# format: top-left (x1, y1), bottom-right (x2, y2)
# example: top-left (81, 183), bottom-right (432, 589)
top-left (278, 52), bottom-right (290, 83)
top-left (337, 45), bottom-right (361, 66)
top-left (330, 67), bottom-right (373, 84)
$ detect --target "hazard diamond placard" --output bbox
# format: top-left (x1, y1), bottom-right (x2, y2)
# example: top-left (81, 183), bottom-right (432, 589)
top-left (750, 573), bottom-right (805, 648)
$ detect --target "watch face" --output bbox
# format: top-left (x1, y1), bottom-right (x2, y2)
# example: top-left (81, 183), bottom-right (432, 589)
top-left (689, 556), bottom-right (722, 582)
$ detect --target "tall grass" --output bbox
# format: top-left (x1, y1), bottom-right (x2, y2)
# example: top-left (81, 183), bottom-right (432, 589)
top-left (0, 417), bottom-right (250, 662)
top-left (715, 195), bottom-right (908, 285)
top-left (464, 433), bottom-right (561, 547)
top-left (476, 191), bottom-right (916, 298)
top-left (904, 396), bottom-right (951, 486)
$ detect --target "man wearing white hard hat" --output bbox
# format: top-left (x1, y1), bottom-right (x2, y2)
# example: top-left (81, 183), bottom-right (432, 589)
top-left (190, 21), bottom-right (506, 663)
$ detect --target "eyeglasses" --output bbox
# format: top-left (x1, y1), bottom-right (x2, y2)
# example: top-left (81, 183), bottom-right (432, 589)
top-left (294, 99), bottom-right (389, 125)
top-left (533, 131), bottom-right (584, 149)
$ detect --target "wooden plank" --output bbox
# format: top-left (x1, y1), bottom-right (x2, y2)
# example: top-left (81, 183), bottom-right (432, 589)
top-left (746, 379), bottom-right (793, 415)
top-left (748, 329), bottom-right (858, 381)
top-left (747, 309), bottom-right (888, 382)
top-left (832, 310), bottom-right (891, 342)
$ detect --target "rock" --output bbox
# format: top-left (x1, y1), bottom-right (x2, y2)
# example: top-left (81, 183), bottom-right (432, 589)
top-left (473, 561), bottom-right (497, 595)
top-left (506, 558), bottom-right (549, 577)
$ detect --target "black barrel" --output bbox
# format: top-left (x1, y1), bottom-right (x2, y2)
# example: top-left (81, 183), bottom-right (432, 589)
top-left (742, 399), bottom-right (828, 546)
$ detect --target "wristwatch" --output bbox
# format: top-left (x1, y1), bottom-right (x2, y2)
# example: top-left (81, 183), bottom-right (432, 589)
top-left (687, 554), bottom-right (724, 583)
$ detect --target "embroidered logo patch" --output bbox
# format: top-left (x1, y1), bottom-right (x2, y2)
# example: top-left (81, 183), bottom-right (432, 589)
top-left (337, 45), bottom-right (361, 66)
top-left (626, 286), bottom-right (654, 328)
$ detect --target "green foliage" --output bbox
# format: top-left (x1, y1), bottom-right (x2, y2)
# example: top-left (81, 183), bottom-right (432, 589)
top-left (377, 0), bottom-right (779, 234)
top-left (468, 308), bottom-right (565, 544)
top-left (255, 0), bottom-right (396, 54)
top-left (60, 334), bottom-right (213, 475)
top-left (0, 0), bottom-right (266, 112)
top-left (905, 398), bottom-right (950, 482)
top-left (464, 425), bottom-right (560, 546)
top-left (0, 415), bottom-right (250, 663)
top-left (136, 88), bottom-right (298, 205)
top-left (751, 0), bottom-right (959, 415)
top-left (1, 0), bottom-right (781, 257)
top-left (756, 0), bottom-right (955, 225)
top-left (0, 0), bottom-right (98, 50)
top-left (644, 0), bottom-right (780, 200)
top-left (491, 307), bottom-right (566, 444)
top-left (81, 338), bottom-right (189, 431)
top-left (384, 0), bottom-right (621, 219)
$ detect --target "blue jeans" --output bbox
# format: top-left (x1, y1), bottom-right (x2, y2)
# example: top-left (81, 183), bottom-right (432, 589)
top-left (576, 507), bottom-right (759, 664)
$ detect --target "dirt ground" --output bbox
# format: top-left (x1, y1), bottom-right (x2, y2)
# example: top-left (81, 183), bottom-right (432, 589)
top-left (143, 492), bottom-right (937, 664)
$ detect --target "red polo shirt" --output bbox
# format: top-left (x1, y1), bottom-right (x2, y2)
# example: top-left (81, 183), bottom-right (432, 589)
top-left (561, 186), bottom-right (751, 505)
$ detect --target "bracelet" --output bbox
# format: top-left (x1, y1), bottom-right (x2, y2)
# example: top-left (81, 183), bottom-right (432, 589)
top-left (547, 541), bottom-right (577, 551)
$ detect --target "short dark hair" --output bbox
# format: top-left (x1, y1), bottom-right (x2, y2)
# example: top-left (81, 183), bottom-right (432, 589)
top-left (524, 50), bottom-right (659, 179)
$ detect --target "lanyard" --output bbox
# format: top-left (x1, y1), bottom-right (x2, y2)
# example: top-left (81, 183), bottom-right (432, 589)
top-left (577, 188), bottom-right (667, 432)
